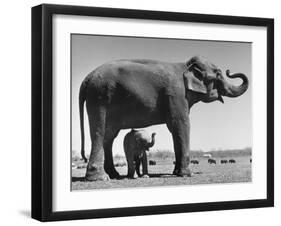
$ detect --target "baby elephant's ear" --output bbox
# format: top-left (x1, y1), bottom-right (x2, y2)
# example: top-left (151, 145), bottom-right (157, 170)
top-left (183, 71), bottom-right (207, 94)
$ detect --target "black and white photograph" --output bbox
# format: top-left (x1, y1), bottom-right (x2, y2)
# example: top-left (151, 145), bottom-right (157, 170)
top-left (30, 4), bottom-right (274, 221)
top-left (0, 0), bottom-right (279, 224)
top-left (71, 34), bottom-right (252, 190)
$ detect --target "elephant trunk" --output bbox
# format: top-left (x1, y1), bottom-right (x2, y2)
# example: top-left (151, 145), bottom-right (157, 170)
top-left (220, 70), bottom-right (249, 98)
top-left (147, 133), bottom-right (156, 148)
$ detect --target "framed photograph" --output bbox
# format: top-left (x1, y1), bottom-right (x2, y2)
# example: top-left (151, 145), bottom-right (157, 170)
top-left (32, 4), bottom-right (274, 221)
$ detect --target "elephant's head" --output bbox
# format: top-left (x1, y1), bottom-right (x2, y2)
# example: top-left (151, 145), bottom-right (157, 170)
top-left (183, 56), bottom-right (249, 104)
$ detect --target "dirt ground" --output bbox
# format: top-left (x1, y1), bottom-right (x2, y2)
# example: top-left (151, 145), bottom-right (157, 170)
top-left (71, 156), bottom-right (251, 190)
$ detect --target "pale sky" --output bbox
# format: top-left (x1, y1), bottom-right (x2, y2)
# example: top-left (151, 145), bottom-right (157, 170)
top-left (71, 34), bottom-right (252, 156)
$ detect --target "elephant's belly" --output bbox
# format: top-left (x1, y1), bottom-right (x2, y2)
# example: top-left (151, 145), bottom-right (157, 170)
top-left (120, 115), bottom-right (165, 129)
top-left (107, 106), bottom-right (165, 129)
top-left (106, 86), bottom-right (167, 129)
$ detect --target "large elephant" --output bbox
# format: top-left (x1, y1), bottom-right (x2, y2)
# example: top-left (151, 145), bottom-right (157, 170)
top-left (79, 56), bottom-right (248, 181)
top-left (123, 129), bottom-right (156, 178)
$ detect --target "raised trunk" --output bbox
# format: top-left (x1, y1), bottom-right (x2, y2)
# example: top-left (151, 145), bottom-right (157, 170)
top-left (147, 133), bottom-right (156, 148)
top-left (221, 70), bottom-right (249, 97)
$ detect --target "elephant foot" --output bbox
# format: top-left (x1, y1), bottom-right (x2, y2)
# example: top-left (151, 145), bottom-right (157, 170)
top-left (127, 174), bottom-right (138, 179)
top-left (105, 168), bottom-right (121, 179)
top-left (85, 165), bottom-right (110, 181)
top-left (173, 168), bottom-right (191, 177)
top-left (141, 174), bottom-right (149, 178)
top-left (81, 158), bottom-right (88, 163)
top-left (85, 172), bottom-right (110, 181)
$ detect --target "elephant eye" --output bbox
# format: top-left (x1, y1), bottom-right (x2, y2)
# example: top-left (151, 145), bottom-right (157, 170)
top-left (213, 68), bottom-right (222, 75)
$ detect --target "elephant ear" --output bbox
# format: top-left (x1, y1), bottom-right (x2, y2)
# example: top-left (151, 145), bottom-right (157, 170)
top-left (183, 70), bottom-right (207, 94)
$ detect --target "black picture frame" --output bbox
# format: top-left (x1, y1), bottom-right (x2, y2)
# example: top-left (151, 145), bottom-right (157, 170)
top-left (32, 4), bottom-right (274, 222)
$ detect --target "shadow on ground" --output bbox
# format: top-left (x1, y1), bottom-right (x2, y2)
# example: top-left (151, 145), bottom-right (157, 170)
top-left (72, 173), bottom-right (181, 182)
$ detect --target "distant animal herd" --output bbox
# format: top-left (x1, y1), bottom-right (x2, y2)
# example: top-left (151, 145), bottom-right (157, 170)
top-left (170, 158), bottom-right (251, 166)
top-left (208, 158), bottom-right (237, 164)
top-left (111, 158), bottom-right (251, 168)
top-left (73, 157), bottom-right (252, 170)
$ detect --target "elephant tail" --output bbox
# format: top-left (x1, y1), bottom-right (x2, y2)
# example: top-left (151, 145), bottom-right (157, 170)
top-left (79, 81), bottom-right (87, 163)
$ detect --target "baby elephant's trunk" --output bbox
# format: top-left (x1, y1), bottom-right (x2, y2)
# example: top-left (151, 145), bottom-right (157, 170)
top-left (147, 133), bottom-right (156, 148)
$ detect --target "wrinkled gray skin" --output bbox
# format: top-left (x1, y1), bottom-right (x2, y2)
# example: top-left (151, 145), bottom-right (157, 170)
top-left (123, 129), bottom-right (156, 178)
top-left (79, 56), bottom-right (249, 181)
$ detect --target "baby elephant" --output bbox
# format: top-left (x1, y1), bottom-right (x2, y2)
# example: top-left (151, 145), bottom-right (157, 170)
top-left (123, 129), bottom-right (156, 179)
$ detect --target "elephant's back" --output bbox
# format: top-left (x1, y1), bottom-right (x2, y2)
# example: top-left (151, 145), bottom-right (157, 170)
top-left (86, 59), bottom-right (184, 81)
top-left (81, 59), bottom-right (186, 106)
top-left (133, 129), bottom-right (151, 142)
top-left (127, 129), bottom-right (151, 143)
top-left (84, 59), bottom-right (184, 92)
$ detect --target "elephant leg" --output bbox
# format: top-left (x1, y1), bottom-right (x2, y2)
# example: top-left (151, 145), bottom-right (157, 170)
top-left (166, 100), bottom-right (191, 177)
top-left (141, 151), bottom-right (149, 177)
top-left (166, 127), bottom-right (181, 175)
top-left (85, 104), bottom-right (109, 181)
top-left (168, 119), bottom-right (191, 177)
top-left (135, 157), bottom-right (141, 177)
top-left (127, 156), bottom-right (136, 179)
top-left (104, 129), bottom-right (120, 179)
